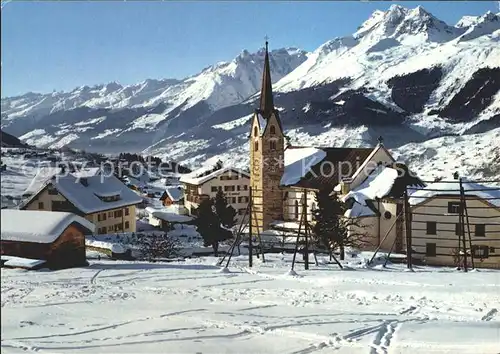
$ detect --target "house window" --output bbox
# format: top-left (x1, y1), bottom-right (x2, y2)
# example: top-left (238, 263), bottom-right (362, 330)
top-left (472, 245), bottom-right (489, 259)
top-left (237, 185), bottom-right (241, 191)
top-left (108, 225), bottom-right (113, 231)
top-left (426, 243), bottom-right (436, 257)
top-left (455, 223), bottom-right (462, 235)
top-left (98, 214), bottom-right (101, 222)
top-left (384, 211), bottom-right (392, 220)
top-left (243, 185), bottom-right (248, 191)
top-left (125, 208), bottom-right (129, 216)
top-left (448, 202), bottom-right (462, 214)
top-left (224, 185), bottom-right (235, 192)
top-left (108, 211), bottom-right (113, 217)
top-left (231, 197), bottom-right (236, 204)
top-left (489, 247), bottom-right (495, 254)
top-left (270, 141), bottom-right (277, 151)
top-left (102, 213), bottom-right (107, 221)
top-left (254, 126), bottom-right (258, 137)
top-left (294, 200), bottom-right (299, 219)
top-left (48, 187), bottom-right (58, 195)
top-left (211, 186), bottom-right (218, 192)
top-left (125, 221), bottom-right (130, 229)
top-left (254, 141), bottom-right (259, 151)
top-left (114, 223), bottom-right (123, 232)
top-left (114, 210), bottom-right (123, 218)
top-left (38, 202), bottom-right (44, 209)
top-left (426, 222), bottom-right (437, 235)
top-left (270, 125), bottom-right (276, 135)
top-left (475, 224), bottom-right (485, 237)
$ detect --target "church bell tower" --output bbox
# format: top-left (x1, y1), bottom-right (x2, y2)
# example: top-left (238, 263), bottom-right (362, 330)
top-left (249, 40), bottom-right (285, 233)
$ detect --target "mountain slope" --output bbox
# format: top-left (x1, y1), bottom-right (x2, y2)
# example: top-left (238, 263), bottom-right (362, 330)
top-left (1, 5), bottom-right (499, 180)
top-left (1, 47), bottom-right (308, 137)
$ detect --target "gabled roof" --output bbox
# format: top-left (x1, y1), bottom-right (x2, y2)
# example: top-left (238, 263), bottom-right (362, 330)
top-left (20, 174), bottom-right (143, 214)
top-left (281, 146), bottom-right (374, 191)
top-left (409, 179), bottom-right (500, 207)
top-left (343, 163), bottom-right (426, 218)
top-left (161, 187), bottom-right (184, 202)
top-left (1, 210), bottom-right (95, 243)
top-left (179, 166), bottom-right (250, 186)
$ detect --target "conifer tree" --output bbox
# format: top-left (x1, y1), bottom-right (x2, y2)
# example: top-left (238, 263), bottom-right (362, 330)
top-left (195, 199), bottom-right (223, 256)
top-left (214, 190), bottom-right (237, 229)
top-left (312, 190), bottom-right (367, 260)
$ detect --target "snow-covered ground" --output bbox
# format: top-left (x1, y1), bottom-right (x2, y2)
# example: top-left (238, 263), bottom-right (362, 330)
top-left (2, 254), bottom-right (499, 353)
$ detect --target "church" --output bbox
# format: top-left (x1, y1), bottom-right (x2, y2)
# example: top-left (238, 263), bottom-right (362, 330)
top-left (249, 41), bottom-right (424, 252)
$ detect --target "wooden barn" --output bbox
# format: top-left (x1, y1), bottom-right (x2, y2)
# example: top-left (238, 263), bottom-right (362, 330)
top-left (1, 210), bottom-right (95, 270)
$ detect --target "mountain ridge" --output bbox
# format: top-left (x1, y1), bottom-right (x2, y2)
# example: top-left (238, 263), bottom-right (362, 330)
top-left (1, 4), bottom-right (499, 180)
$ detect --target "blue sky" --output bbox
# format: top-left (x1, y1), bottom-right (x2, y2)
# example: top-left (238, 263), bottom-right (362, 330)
top-left (1, 1), bottom-right (498, 97)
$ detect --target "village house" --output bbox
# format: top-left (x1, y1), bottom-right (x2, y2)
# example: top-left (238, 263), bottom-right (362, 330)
top-left (160, 186), bottom-right (184, 207)
top-left (408, 179), bottom-right (500, 269)
top-left (340, 163), bottom-right (425, 251)
top-left (180, 165), bottom-right (250, 221)
top-left (1, 209), bottom-right (95, 269)
top-left (19, 170), bottom-right (142, 235)
top-left (248, 40), bottom-right (423, 252)
top-left (145, 206), bottom-right (194, 231)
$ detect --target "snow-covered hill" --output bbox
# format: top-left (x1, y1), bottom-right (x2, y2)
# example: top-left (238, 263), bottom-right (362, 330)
top-left (1, 5), bottom-right (499, 180)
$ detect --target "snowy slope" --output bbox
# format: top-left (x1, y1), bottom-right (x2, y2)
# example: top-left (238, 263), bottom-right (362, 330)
top-left (1, 254), bottom-right (499, 353)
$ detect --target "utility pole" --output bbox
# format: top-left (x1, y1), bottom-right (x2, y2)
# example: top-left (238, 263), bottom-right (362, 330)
top-left (403, 186), bottom-right (413, 270)
top-left (248, 187), bottom-right (253, 268)
top-left (459, 178), bottom-right (468, 272)
top-left (303, 190), bottom-right (309, 270)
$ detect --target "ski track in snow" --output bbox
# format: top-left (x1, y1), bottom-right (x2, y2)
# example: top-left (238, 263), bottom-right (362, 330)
top-left (1, 255), bottom-right (499, 353)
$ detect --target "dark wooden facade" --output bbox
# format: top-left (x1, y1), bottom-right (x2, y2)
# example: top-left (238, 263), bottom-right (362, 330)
top-left (1, 223), bottom-right (88, 269)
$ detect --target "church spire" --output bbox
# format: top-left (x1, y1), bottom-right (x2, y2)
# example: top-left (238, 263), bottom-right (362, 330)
top-left (259, 38), bottom-right (274, 119)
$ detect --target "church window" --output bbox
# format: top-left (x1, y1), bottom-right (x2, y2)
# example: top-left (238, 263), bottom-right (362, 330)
top-left (254, 141), bottom-right (259, 151)
top-left (270, 140), bottom-right (276, 151)
top-left (270, 125), bottom-right (276, 135)
top-left (254, 126), bottom-right (258, 137)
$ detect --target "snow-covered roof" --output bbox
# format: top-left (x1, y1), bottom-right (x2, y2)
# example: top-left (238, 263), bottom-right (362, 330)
top-left (145, 207), bottom-right (194, 223)
top-left (179, 166), bottom-right (249, 185)
top-left (164, 187), bottom-right (184, 201)
top-left (1, 256), bottom-right (46, 269)
top-left (72, 167), bottom-right (101, 178)
top-left (1, 210), bottom-right (95, 243)
top-left (23, 166), bottom-right (61, 196)
top-left (409, 179), bottom-right (500, 207)
top-left (53, 175), bottom-right (143, 213)
top-left (21, 174), bottom-right (143, 214)
top-left (343, 164), bottom-right (424, 218)
top-left (281, 147), bottom-right (327, 186)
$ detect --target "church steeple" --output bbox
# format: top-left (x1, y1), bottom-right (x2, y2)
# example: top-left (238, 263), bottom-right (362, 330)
top-left (259, 39), bottom-right (274, 119)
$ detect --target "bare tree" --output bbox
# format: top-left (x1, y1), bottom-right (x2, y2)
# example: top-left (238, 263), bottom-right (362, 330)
top-left (137, 232), bottom-right (180, 262)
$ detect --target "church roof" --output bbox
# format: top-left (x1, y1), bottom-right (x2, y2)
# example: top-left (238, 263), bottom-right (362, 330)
top-left (281, 146), bottom-right (374, 191)
top-left (259, 40), bottom-right (274, 119)
top-left (253, 40), bottom-right (284, 135)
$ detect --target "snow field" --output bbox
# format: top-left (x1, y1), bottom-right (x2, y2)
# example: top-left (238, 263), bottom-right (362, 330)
top-left (1, 254), bottom-right (499, 353)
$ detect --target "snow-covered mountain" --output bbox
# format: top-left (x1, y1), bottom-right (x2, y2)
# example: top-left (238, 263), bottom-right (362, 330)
top-left (1, 47), bottom-right (308, 138)
top-left (2, 5), bottom-right (499, 181)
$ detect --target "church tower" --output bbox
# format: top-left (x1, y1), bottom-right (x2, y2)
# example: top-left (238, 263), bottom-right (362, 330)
top-left (249, 41), bottom-right (285, 233)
